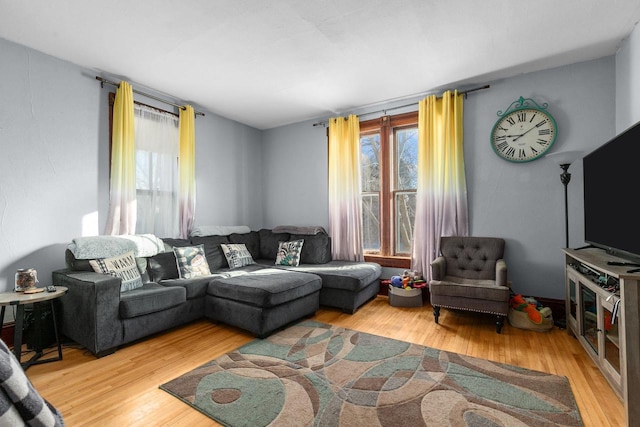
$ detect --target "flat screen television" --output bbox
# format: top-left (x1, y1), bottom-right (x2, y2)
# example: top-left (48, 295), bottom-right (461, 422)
top-left (583, 119), bottom-right (640, 262)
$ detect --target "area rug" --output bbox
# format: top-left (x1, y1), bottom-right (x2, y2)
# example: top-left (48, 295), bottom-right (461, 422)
top-left (160, 320), bottom-right (583, 426)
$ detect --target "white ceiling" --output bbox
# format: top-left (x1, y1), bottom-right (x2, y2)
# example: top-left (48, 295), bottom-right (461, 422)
top-left (1, 1), bottom-right (640, 130)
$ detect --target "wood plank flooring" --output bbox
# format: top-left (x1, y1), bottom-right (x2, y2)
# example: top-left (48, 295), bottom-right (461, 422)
top-left (26, 296), bottom-right (624, 426)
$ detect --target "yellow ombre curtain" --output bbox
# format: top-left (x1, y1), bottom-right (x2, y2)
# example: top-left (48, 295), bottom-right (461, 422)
top-left (178, 105), bottom-right (196, 239)
top-left (411, 90), bottom-right (468, 279)
top-left (328, 114), bottom-right (364, 261)
top-left (105, 81), bottom-right (137, 235)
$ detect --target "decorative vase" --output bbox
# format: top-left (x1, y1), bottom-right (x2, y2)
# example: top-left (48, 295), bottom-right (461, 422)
top-left (15, 268), bottom-right (38, 292)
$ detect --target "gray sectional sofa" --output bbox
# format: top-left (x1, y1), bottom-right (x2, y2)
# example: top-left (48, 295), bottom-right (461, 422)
top-left (52, 228), bottom-right (381, 357)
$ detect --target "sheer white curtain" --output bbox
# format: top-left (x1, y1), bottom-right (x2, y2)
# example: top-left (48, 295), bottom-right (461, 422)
top-left (134, 104), bottom-right (180, 238)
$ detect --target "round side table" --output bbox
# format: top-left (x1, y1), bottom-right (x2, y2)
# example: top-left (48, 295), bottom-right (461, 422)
top-left (0, 286), bottom-right (68, 369)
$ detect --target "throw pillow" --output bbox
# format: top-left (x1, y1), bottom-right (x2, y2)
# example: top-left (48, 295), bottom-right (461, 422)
top-left (147, 251), bottom-right (180, 282)
top-left (173, 245), bottom-right (212, 279)
top-left (89, 250), bottom-right (144, 292)
top-left (275, 239), bottom-right (304, 266)
top-left (220, 243), bottom-right (255, 269)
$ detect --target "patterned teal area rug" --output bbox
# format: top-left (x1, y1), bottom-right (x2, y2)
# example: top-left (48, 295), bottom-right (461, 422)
top-left (160, 320), bottom-right (583, 426)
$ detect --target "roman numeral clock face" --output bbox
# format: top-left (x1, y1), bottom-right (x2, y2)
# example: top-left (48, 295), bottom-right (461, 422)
top-left (491, 108), bottom-right (557, 162)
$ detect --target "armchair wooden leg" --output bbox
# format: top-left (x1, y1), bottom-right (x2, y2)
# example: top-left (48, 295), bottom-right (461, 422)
top-left (496, 315), bottom-right (505, 334)
top-left (433, 306), bottom-right (441, 324)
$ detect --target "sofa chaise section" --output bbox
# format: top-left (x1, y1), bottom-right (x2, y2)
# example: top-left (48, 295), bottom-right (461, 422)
top-left (276, 261), bottom-right (382, 313)
top-left (253, 229), bottom-right (381, 313)
top-left (205, 266), bottom-right (322, 337)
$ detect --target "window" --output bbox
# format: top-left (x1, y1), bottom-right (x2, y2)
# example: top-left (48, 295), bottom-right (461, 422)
top-left (108, 93), bottom-right (180, 237)
top-left (134, 104), bottom-right (180, 237)
top-left (360, 112), bottom-right (418, 267)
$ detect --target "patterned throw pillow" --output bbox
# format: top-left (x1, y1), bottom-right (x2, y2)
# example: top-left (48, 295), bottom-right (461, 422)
top-left (89, 250), bottom-right (144, 292)
top-left (275, 239), bottom-right (304, 266)
top-left (220, 243), bottom-right (255, 269)
top-left (173, 245), bottom-right (212, 279)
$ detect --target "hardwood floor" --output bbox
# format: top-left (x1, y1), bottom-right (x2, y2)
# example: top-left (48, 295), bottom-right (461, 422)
top-left (27, 296), bottom-right (624, 426)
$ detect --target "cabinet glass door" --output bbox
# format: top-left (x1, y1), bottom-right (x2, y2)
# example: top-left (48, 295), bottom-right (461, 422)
top-left (568, 277), bottom-right (577, 320)
top-left (603, 303), bottom-right (620, 373)
top-left (580, 285), bottom-right (598, 353)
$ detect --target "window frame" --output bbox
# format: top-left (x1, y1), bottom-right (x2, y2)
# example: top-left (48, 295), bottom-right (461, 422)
top-left (360, 111), bottom-right (418, 268)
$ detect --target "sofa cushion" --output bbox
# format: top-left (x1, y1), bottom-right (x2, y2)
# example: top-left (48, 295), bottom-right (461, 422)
top-left (207, 268), bottom-right (321, 308)
top-left (161, 238), bottom-right (191, 251)
top-left (281, 261), bottom-right (382, 292)
top-left (228, 231), bottom-right (260, 261)
top-left (89, 250), bottom-right (144, 292)
top-left (173, 245), bottom-right (212, 279)
top-left (258, 229), bottom-right (290, 260)
top-left (148, 251), bottom-right (179, 282)
top-left (159, 274), bottom-right (228, 299)
top-left (221, 243), bottom-right (255, 269)
top-left (275, 239), bottom-right (304, 266)
top-left (190, 235), bottom-right (230, 270)
top-left (429, 276), bottom-right (510, 302)
top-left (290, 233), bottom-right (331, 264)
top-left (119, 282), bottom-right (186, 318)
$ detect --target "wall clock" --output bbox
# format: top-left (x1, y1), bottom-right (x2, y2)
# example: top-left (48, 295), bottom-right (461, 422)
top-left (490, 96), bottom-right (557, 162)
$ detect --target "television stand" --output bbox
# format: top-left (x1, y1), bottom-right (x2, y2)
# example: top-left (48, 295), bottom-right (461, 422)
top-left (563, 248), bottom-right (640, 427)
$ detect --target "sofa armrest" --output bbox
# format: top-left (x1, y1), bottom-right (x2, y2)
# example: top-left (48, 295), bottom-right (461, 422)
top-left (430, 256), bottom-right (446, 281)
top-left (52, 269), bottom-right (123, 356)
top-left (495, 259), bottom-right (508, 287)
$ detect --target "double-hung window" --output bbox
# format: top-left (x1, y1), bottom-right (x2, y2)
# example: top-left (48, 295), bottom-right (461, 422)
top-left (109, 93), bottom-right (180, 237)
top-left (360, 112), bottom-right (418, 267)
top-left (134, 104), bottom-right (179, 237)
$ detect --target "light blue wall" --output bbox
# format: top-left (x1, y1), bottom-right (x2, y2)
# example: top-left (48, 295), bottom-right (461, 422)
top-left (0, 37), bottom-right (263, 297)
top-left (616, 23), bottom-right (640, 132)
top-left (0, 39), bottom-right (100, 294)
top-left (465, 57), bottom-right (614, 299)
top-left (191, 112), bottom-right (263, 229)
top-left (261, 57), bottom-right (616, 299)
top-left (261, 120), bottom-right (329, 228)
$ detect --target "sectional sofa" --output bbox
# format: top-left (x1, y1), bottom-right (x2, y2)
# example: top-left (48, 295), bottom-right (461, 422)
top-left (52, 228), bottom-right (381, 357)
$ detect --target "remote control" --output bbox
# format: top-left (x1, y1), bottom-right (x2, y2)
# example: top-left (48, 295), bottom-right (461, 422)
top-left (608, 261), bottom-right (640, 267)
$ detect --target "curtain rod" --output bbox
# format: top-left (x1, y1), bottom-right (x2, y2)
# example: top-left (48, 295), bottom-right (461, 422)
top-left (95, 76), bottom-right (205, 117)
top-left (312, 84), bottom-right (489, 127)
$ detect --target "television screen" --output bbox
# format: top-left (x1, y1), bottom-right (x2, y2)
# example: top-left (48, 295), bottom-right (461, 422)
top-left (583, 120), bottom-right (640, 260)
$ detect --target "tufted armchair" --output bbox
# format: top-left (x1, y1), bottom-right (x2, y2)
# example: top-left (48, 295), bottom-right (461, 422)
top-left (429, 236), bottom-right (510, 333)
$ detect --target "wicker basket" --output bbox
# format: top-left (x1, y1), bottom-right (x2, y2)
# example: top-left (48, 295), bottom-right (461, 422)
top-left (508, 308), bottom-right (554, 332)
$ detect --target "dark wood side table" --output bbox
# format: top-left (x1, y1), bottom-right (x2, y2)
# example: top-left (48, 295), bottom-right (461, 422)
top-left (0, 286), bottom-right (68, 369)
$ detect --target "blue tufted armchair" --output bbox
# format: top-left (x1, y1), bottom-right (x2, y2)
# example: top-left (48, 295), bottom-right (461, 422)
top-left (429, 236), bottom-right (510, 333)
